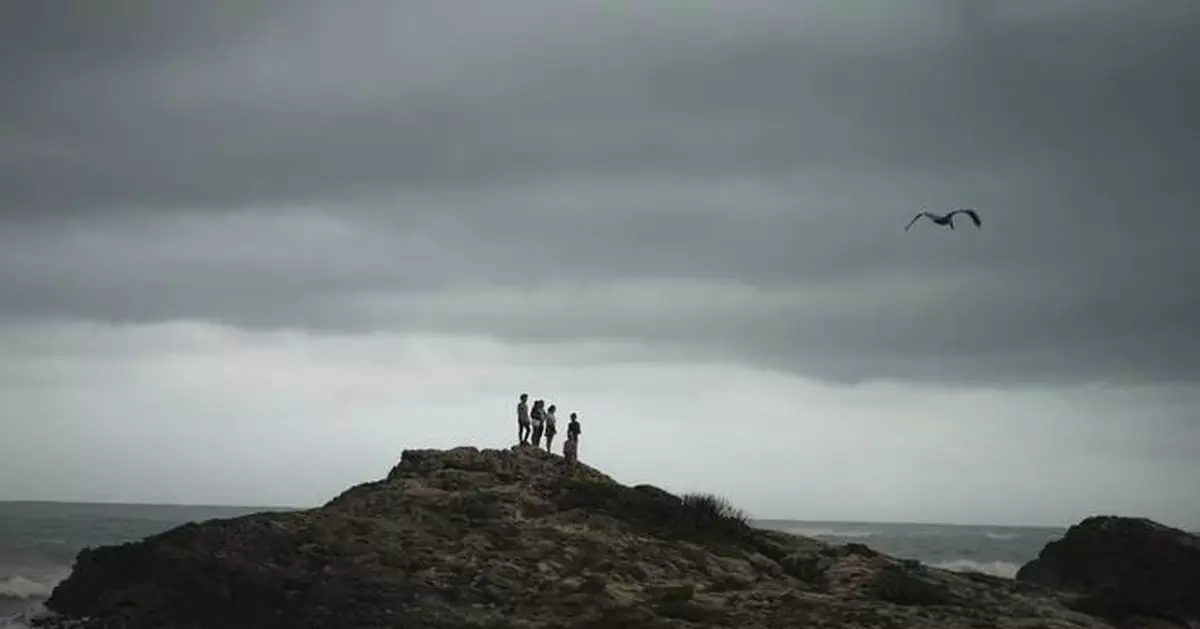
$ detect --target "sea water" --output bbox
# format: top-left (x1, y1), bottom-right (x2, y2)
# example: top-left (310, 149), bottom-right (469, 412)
top-left (0, 502), bottom-right (277, 627)
top-left (756, 519), bottom-right (1063, 578)
top-left (1, 502), bottom-right (1063, 627)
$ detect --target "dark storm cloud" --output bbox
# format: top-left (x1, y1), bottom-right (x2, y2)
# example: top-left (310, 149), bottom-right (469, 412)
top-left (2, 0), bottom-right (1199, 384)
top-left (5, 0), bottom-right (1195, 216)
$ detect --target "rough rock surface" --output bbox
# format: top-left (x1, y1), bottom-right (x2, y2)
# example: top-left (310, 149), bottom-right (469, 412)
top-left (39, 446), bottom-right (1122, 628)
top-left (1017, 515), bottom-right (1200, 626)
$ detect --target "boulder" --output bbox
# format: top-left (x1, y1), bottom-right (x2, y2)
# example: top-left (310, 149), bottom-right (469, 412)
top-left (1017, 515), bottom-right (1200, 624)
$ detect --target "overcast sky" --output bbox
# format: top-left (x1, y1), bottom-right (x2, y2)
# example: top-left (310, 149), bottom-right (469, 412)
top-left (2, 0), bottom-right (1198, 528)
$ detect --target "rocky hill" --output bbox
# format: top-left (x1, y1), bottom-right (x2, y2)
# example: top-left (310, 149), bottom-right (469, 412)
top-left (31, 446), bottom-right (1164, 628)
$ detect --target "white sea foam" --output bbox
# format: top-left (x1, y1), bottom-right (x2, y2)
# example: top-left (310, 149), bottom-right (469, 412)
top-left (786, 527), bottom-right (877, 538)
top-left (983, 531), bottom-right (1020, 541)
top-left (932, 559), bottom-right (1021, 579)
top-left (0, 575), bottom-right (59, 601)
top-left (0, 606), bottom-right (42, 629)
top-left (0, 602), bottom-right (46, 629)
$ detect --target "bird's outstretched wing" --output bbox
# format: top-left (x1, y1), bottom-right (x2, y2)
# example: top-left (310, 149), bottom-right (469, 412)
top-left (904, 211), bottom-right (930, 231)
top-left (950, 208), bottom-right (981, 227)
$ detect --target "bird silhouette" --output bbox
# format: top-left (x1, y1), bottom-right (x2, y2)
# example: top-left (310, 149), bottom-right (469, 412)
top-left (904, 208), bottom-right (982, 232)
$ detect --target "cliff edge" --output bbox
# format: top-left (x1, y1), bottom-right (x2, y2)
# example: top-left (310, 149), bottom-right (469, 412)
top-left (39, 446), bottom-right (1123, 628)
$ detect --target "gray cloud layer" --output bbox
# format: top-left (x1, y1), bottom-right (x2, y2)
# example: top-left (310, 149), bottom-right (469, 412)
top-left (3, 0), bottom-right (1199, 385)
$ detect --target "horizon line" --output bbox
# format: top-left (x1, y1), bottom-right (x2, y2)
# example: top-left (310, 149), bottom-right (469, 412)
top-left (1, 499), bottom-right (1079, 529)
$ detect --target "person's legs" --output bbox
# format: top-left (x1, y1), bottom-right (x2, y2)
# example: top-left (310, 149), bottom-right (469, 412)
top-left (532, 425), bottom-right (543, 448)
top-left (519, 421), bottom-right (530, 445)
top-left (545, 433), bottom-right (554, 452)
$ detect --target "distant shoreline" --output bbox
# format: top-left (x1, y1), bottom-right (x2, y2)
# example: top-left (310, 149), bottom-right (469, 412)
top-left (0, 500), bottom-right (299, 511)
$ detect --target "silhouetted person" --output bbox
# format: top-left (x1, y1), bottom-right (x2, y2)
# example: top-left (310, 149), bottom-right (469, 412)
top-left (517, 393), bottom-right (531, 445)
top-left (544, 404), bottom-right (558, 452)
top-left (530, 399), bottom-right (546, 448)
top-left (563, 413), bottom-right (582, 464)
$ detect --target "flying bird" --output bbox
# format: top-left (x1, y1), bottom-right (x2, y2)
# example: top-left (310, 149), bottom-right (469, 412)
top-left (904, 208), bottom-right (982, 232)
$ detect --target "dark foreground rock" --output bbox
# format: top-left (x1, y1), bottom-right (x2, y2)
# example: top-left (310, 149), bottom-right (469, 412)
top-left (38, 446), bottom-right (1124, 628)
top-left (1017, 515), bottom-right (1200, 626)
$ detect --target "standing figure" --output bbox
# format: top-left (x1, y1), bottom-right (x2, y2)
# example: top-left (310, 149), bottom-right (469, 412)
top-left (530, 400), bottom-right (546, 448)
top-left (563, 412), bottom-right (582, 464)
top-left (543, 404), bottom-right (558, 453)
top-left (517, 393), bottom-right (531, 445)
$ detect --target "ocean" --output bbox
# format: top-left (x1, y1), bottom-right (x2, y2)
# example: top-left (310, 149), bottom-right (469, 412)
top-left (755, 519), bottom-right (1063, 578)
top-left (0, 502), bottom-right (281, 627)
top-left (0, 502), bottom-right (1063, 627)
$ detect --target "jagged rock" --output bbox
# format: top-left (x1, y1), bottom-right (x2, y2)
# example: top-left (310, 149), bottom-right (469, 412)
top-left (1017, 515), bottom-right (1200, 625)
top-left (42, 446), bottom-right (1122, 628)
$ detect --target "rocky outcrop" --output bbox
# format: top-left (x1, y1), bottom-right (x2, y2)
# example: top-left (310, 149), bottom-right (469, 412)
top-left (1017, 515), bottom-right (1200, 626)
top-left (39, 446), bottom-right (1121, 628)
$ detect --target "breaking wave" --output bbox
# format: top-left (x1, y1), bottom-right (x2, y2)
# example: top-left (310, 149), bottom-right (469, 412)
top-left (983, 531), bottom-right (1021, 541)
top-left (932, 559), bottom-right (1021, 579)
top-left (0, 575), bottom-right (59, 601)
top-left (0, 607), bottom-right (41, 629)
top-left (786, 527), bottom-right (877, 539)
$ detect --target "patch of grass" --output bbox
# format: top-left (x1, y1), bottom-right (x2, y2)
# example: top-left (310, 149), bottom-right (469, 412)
top-left (677, 492), bottom-right (752, 539)
top-left (558, 481), bottom-right (752, 544)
